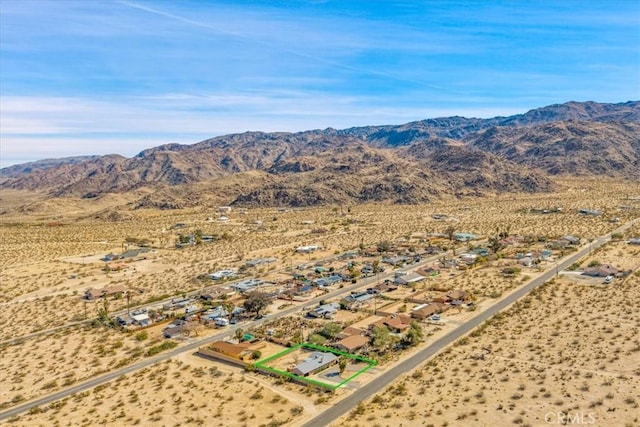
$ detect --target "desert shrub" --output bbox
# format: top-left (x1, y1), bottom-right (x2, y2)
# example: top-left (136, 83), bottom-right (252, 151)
top-left (135, 331), bottom-right (148, 341)
top-left (145, 340), bottom-right (178, 357)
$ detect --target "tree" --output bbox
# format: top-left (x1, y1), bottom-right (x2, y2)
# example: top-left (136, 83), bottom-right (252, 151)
top-left (377, 241), bottom-right (391, 253)
top-left (194, 229), bottom-right (203, 245)
top-left (97, 297), bottom-right (110, 323)
top-left (320, 322), bottom-right (343, 339)
top-left (308, 333), bottom-right (326, 345)
top-left (222, 300), bottom-right (235, 318)
top-left (372, 260), bottom-right (381, 274)
top-left (371, 325), bottom-right (398, 353)
top-left (338, 357), bottom-right (348, 374)
top-left (404, 321), bottom-right (424, 347)
top-left (291, 329), bottom-right (303, 344)
top-left (445, 226), bottom-right (456, 242)
top-left (243, 291), bottom-right (273, 317)
top-left (488, 235), bottom-right (503, 254)
top-left (348, 264), bottom-right (361, 280)
top-left (234, 328), bottom-right (245, 341)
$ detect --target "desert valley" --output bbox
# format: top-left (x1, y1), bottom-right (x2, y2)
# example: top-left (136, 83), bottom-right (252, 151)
top-left (0, 101), bottom-right (639, 427)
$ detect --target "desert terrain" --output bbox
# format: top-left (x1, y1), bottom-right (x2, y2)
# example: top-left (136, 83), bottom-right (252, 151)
top-left (1, 177), bottom-right (639, 426)
top-left (338, 238), bottom-right (640, 427)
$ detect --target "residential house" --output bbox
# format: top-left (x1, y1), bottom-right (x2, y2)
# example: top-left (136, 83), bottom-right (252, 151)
top-left (120, 248), bottom-right (150, 259)
top-left (582, 265), bottom-right (618, 277)
top-left (342, 291), bottom-right (374, 308)
top-left (432, 290), bottom-right (472, 304)
top-left (308, 303), bottom-right (340, 319)
top-left (579, 209), bottom-right (601, 216)
top-left (163, 323), bottom-right (187, 339)
top-left (84, 284), bottom-right (128, 300)
top-left (101, 253), bottom-right (121, 262)
top-left (199, 340), bottom-right (266, 365)
top-left (314, 274), bottom-right (343, 287)
top-left (499, 235), bottom-right (523, 246)
top-left (371, 314), bottom-right (412, 333)
top-left (162, 297), bottom-right (194, 311)
top-left (232, 278), bottom-right (264, 293)
top-left (561, 235), bottom-right (581, 245)
top-left (454, 232), bottom-right (478, 242)
top-left (291, 352), bottom-right (338, 377)
top-left (395, 272), bottom-right (426, 286)
top-left (130, 312), bottom-right (150, 327)
top-left (411, 303), bottom-right (448, 320)
top-left (106, 262), bottom-right (128, 271)
top-left (446, 290), bottom-right (472, 302)
top-left (459, 253), bottom-right (478, 264)
top-left (333, 335), bottom-right (369, 353)
top-left (381, 255), bottom-right (410, 266)
top-left (519, 256), bottom-right (534, 267)
top-left (245, 257), bottom-right (276, 267)
top-left (296, 245), bottom-right (320, 253)
top-left (336, 326), bottom-right (365, 339)
top-left (116, 314), bottom-right (134, 326)
top-left (209, 269), bottom-right (236, 280)
top-left (202, 306), bottom-right (230, 319)
top-left (294, 285), bottom-right (314, 295)
top-left (373, 282), bottom-right (398, 293)
top-left (424, 245), bottom-right (442, 254)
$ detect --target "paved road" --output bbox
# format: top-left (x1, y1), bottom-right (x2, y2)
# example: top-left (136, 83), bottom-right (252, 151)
top-left (301, 219), bottom-right (637, 427)
top-left (1, 220), bottom-right (635, 422)
top-left (0, 251), bottom-right (445, 421)
top-left (0, 242), bottom-right (422, 346)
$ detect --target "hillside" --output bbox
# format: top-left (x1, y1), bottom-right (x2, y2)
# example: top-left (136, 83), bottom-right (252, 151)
top-left (0, 100), bottom-right (638, 209)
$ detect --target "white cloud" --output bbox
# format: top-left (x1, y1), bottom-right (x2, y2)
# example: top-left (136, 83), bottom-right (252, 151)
top-left (0, 93), bottom-right (531, 167)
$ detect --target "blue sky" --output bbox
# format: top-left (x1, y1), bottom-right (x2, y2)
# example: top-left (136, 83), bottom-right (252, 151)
top-left (1, 0), bottom-right (638, 167)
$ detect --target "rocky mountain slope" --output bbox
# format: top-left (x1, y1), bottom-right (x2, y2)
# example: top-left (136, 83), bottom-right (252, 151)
top-left (1, 101), bottom-right (637, 208)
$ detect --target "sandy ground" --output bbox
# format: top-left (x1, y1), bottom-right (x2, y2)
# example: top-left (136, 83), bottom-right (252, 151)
top-left (337, 240), bottom-right (640, 427)
top-left (1, 178), bottom-right (639, 426)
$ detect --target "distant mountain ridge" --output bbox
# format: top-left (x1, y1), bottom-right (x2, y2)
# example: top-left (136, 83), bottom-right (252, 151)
top-left (1, 100), bottom-right (638, 208)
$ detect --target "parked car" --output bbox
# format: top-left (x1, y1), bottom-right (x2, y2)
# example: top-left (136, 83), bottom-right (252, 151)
top-left (604, 275), bottom-right (614, 284)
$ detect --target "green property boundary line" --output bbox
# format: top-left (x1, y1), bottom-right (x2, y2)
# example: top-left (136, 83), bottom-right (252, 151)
top-left (254, 342), bottom-right (377, 391)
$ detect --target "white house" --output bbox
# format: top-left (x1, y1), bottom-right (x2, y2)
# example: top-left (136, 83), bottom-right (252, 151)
top-left (296, 245), bottom-right (320, 253)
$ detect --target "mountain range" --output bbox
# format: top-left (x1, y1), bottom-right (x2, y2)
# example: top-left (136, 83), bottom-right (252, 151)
top-left (1, 100), bottom-right (638, 209)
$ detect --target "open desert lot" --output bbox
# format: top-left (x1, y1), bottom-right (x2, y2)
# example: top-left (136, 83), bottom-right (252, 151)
top-left (3, 3), bottom-right (639, 424)
top-left (0, 178), bottom-right (639, 426)
top-left (338, 244), bottom-right (640, 427)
